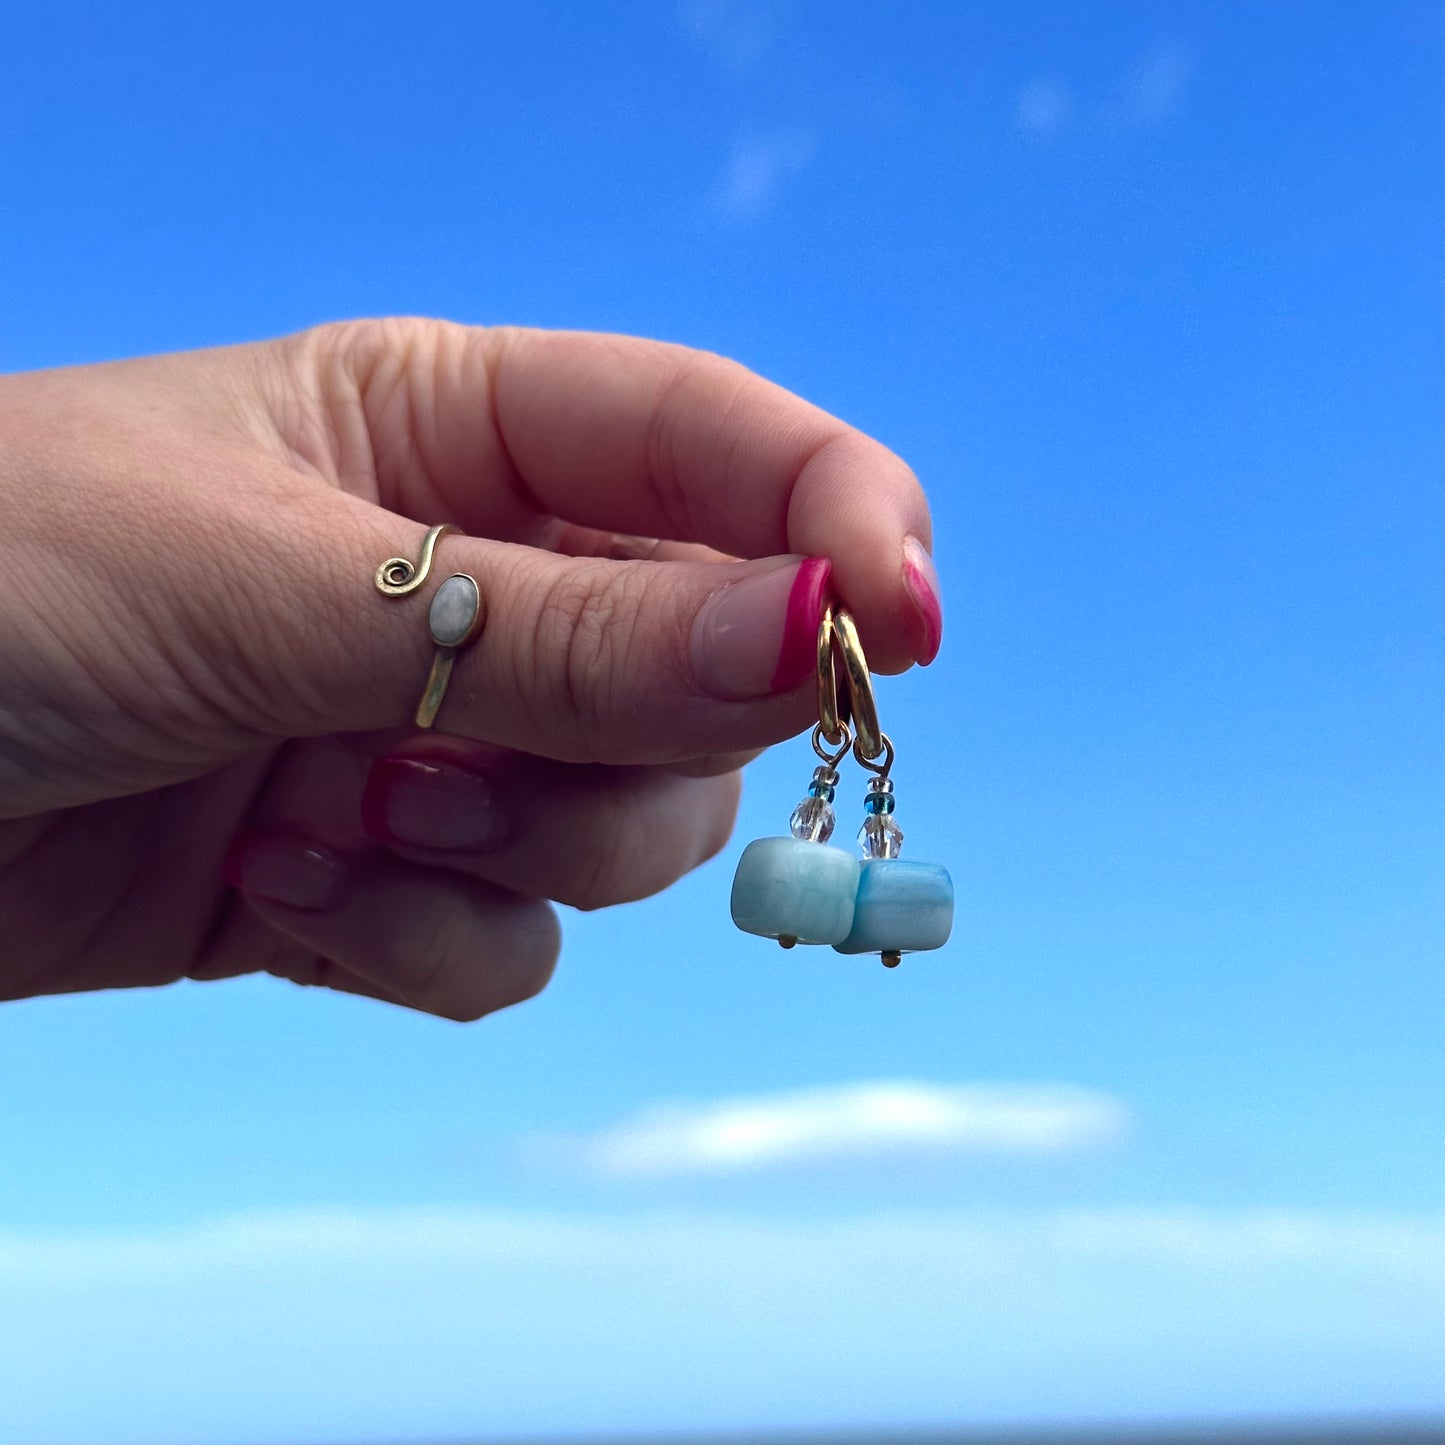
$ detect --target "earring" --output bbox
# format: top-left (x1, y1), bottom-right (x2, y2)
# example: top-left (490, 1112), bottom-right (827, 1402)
top-left (729, 720), bottom-right (861, 949)
top-left (832, 733), bottom-right (955, 968)
top-left (731, 603), bottom-right (954, 967)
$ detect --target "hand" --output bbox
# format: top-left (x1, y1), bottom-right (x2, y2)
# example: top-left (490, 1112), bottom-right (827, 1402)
top-left (0, 321), bottom-right (942, 1018)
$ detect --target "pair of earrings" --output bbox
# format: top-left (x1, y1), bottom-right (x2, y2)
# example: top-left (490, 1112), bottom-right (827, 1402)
top-left (730, 604), bottom-right (954, 967)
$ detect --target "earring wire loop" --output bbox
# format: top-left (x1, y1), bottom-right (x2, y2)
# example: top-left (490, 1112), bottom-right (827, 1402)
top-left (853, 731), bottom-right (894, 777)
top-left (811, 720), bottom-right (853, 768)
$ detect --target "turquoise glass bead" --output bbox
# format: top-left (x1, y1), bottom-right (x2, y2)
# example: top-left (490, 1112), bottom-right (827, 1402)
top-left (833, 860), bottom-right (954, 956)
top-left (731, 837), bottom-right (861, 945)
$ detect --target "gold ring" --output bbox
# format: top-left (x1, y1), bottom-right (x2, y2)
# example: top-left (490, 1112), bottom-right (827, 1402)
top-left (375, 523), bottom-right (484, 729)
top-left (375, 523), bottom-right (460, 596)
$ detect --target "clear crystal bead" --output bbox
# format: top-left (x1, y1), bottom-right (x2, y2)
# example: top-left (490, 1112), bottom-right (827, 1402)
top-left (858, 813), bottom-right (904, 859)
top-left (789, 796), bottom-right (836, 843)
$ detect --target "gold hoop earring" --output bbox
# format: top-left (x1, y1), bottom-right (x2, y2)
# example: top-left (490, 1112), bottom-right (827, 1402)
top-left (730, 600), bottom-right (953, 968)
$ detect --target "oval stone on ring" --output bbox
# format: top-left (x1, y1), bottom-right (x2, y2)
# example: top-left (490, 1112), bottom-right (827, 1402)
top-left (429, 573), bottom-right (483, 649)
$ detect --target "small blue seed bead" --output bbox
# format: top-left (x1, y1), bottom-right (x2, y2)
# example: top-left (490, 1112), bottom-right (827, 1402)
top-left (808, 783), bottom-right (836, 802)
top-left (864, 793), bottom-right (895, 815)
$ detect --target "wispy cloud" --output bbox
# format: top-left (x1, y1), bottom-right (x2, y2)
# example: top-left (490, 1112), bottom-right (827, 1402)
top-left (712, 129), bottom-right (815, 222)
top-left (7, 1204), bottom-right (1442, 1282)
top-left (1122, 39), bottom-right (1195, 127)
top-left (562, 1081), bottom-right (1131, 1176)
top-left (4, 1203), bottom-right (1444, 1443)
top-left (1015, 76), bottom-right (1075, 139)
top-left (679, 0), bottom-right (775, 71)
top-left (1015, 40), bottom-right (1196, 142)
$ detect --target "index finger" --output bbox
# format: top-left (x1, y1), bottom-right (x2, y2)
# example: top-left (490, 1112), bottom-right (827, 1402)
top-left (328, 322), bottom-right (942, 673)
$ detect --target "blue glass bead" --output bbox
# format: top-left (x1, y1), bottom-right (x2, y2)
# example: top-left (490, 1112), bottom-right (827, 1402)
top-left (731, 837), bottom-right (860, 945)
top-left (833, 860), bottom-right (954, 956)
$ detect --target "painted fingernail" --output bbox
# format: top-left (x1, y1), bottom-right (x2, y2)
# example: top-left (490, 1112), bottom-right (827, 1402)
top-left (361, 755), bottom-right (507, 852)
top-left (902, 536), bottom-right (943, 666)
top-left (223, 831), bottom-right (347, 912)
top-left (690, 556), bottom-right (832, 700)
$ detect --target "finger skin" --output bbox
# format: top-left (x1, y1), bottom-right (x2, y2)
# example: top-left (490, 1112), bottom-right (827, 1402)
top-left (534, 520), bottom-right (736, 567)
top-left (359, 746), bottom-right (742, 912)
top-left (234, 731), bottom-right (743, 915)
top-left (231, 842), bottom-right (559, 1023)
top-left (189, 891), bottom-right (415, 1011)
top-left (512, 525), bottom-right (762, 769)
top-left (664, 748), bottom-right (765, 778)
top-left (0, 748), bottom-right (282, 1001)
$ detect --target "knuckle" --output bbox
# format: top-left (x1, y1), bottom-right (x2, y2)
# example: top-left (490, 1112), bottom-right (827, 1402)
top-left (297, 316), bottom-right (428, 378)
top-left (643, 352), bottom-right (754, 540)
top-left (529, 564), bottom-right (650, 756)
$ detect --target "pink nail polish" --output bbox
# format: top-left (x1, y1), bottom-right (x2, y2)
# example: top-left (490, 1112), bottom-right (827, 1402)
top-left (691, 556), bottom-right (832, 700)
top-left (902, 537), bottom-right (943, 666)
top-left (770, 557), bottom-right (832, 692)
top-left (361, 755), bottom-right (507, 852)
top-left (223, 831), bottom-right (347, 912)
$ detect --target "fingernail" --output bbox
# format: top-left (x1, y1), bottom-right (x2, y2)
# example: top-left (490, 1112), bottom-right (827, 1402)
top-left (224, 831), bottom-right (347, 912)
top-left (361, 755), bottom-right (507, 852)
top-left (690, 556), bottom-right (832, 700)
top-left (902, 536), bottom-right (943, 666)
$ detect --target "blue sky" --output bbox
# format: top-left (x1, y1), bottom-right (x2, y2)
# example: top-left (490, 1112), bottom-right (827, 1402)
top-left (1, 3), bottom-right (1442, 1442)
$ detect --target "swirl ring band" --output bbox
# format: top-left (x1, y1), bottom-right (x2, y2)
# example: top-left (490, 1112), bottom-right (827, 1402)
top-left (374, 523), bottom-right (484, 729)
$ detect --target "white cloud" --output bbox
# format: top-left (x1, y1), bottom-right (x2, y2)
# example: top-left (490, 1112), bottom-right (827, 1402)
top-left (565, 1080), bottom-right (1131, 1176)
top-left (6, 1204), bottom-right (1444, 1286)
top-left (1015, 76), bottom-right (1075, 138)
top-left (1045, 1207), bottom-right (1445, 1273)
top-left (3, 1203), bottom-right (1444, 1444)
top-left (713, 129), bottom-right (816, 222)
